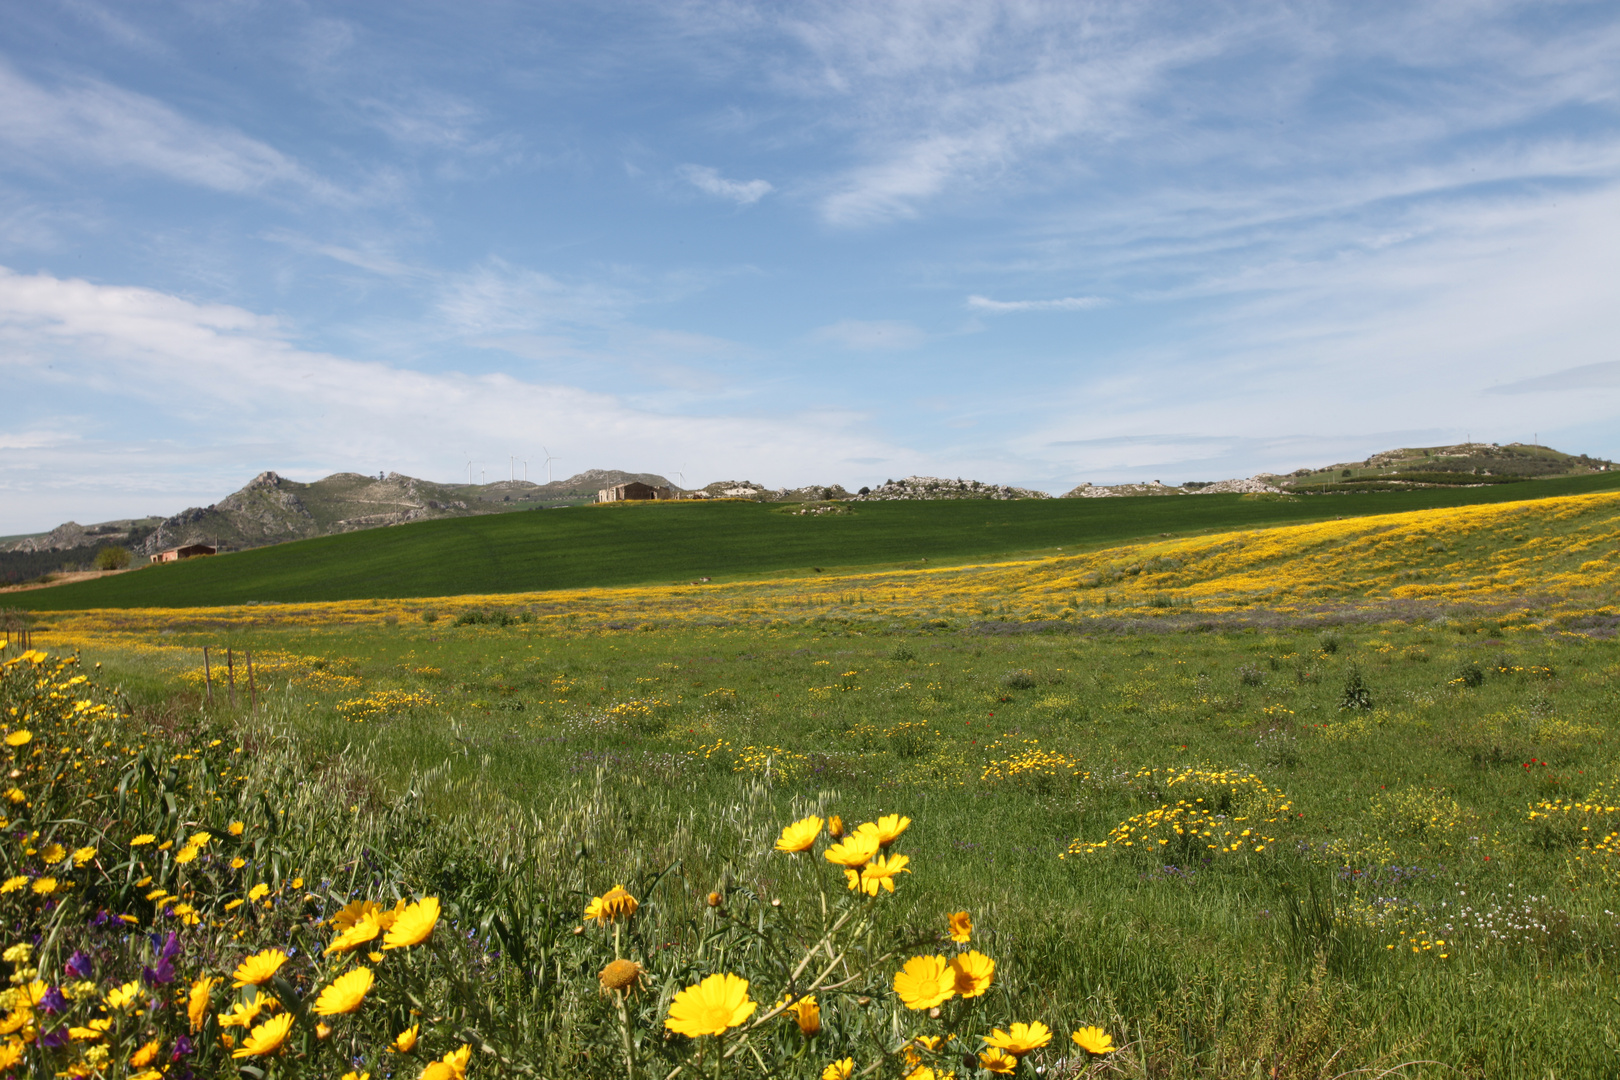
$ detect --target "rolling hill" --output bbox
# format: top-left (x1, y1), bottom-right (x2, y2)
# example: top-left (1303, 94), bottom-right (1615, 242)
top-left (12, 470), bottom-right (1620, 611)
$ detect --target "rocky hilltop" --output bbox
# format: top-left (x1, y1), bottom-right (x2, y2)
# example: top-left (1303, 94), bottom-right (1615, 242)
top-left (1265, 442), bottom-right (1614, 492)
top-left (853, 476), bottom-right (1050, 501)
top-left (1, 468), bottom-right (672, 575)
top-left (1064, 477), bottom-right (1283, 498)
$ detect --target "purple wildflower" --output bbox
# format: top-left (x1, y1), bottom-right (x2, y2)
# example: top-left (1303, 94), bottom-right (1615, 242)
top-left (65, 950), bottom-right (93, 979)
top-left (38, 986), bottom-right (69, 1014)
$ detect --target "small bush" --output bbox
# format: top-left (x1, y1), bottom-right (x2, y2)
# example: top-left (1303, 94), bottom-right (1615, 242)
top-left (1001, 667), bottom-right (1038, 690)
top-left (1454, 661), bottom-right (1485, 688)
top-left (93, 545), bottom-right (131, 570)
top-left (1237, 663), bottom-right (1266, 687)
top-left (1339, 663), bottom-right (1373, 710)
top-left (1318, 632), bottom-right (1340, 654)
top-left (421, 609), bottom-right (439, 623)
top-left (889, 643), bottom-right (917, 662)
top-left (453, 609), bottom-right (518, 627)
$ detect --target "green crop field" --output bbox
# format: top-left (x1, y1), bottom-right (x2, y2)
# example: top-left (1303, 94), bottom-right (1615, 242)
top-left (16, 471), bottom-right (1620, 611)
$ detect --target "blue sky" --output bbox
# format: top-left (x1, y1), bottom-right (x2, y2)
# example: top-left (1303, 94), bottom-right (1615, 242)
top-left (4, 1), bottom-right (1620, 533)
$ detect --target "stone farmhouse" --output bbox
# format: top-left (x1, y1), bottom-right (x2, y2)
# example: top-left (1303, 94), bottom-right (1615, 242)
top-left (597, 482), bottom-right (674, 502)
top-left (150, 543), bottom-right (217, 564)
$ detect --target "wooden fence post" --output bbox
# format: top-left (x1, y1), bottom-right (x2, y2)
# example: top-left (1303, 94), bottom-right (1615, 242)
top-left (247, 651), bottom-right (258, 712)
top-left (203, 646), bottom-right (213, 706)
top-left (227, 649), bottom-right (237, 708)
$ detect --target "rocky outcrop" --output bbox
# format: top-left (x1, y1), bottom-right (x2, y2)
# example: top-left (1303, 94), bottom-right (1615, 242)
top-left (852, 476), bottom-right (1050, 501)
top-left (1064, 476), bottom-right (1283, 497)
top-left (1192, 476), bottom-right (1285, 495)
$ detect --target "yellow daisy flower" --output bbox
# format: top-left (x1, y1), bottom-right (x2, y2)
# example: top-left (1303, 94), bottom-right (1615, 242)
top-left (232, 948), bottom-right (289, 987)
top-left (893, 955), bottom-right (955, 1010)
top-left (230, 1012), bottom-right (294, 1058)
top-left (949, 950), bottom-right (994, 998)
top-left (776, 815), bottom-right (824, 853)
top-left (664, 973), bottom-right (758, 1037)
top-left (1071, 1026), bottom-right (1115, 1055)
top-left (382, 896), bottom-right (439, 949)
top-left (314, 967), bottom-right (373, 1015)
top-left (983, 1021), bottom-right (1051, 1057)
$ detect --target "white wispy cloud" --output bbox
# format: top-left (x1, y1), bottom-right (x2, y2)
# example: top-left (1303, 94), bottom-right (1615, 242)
top-left (0, 60), bottom-right (345, 202)
top-left (1486, 361), bottom-right (1620, 395)
top-left (812, 319), bottom-right (927, 350)
top-left (433, 259), bottom-right (632, 335)
top-left (680, 164), bottom-right (773, 205)
top-left (966, 294), bottom-right (1109, 313)
top-left (0, 266), bottom-right (921, 532)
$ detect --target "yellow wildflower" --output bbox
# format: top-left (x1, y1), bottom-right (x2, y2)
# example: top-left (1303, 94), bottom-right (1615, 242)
top-left (984, 1022), bottom-right (1051, 1057)
top-left (231, 1012), bottom-right (294, 1058)
top-left (664, 973), bottom-right (758, 1037)
top-left (776, 815), bottom-right (823, 853)
top-left (382, 896), bottom-right (440, 949)
top-left (893, 955), bottom-right (955, 1010)
top-left (232, 949), bottom-right (289, 987)
top-left (314, 967), bottom-right (373, 1016)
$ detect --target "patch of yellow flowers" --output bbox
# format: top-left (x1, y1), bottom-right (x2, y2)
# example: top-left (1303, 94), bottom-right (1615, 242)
top-left (583, 810), bottom-right (1122, 1076)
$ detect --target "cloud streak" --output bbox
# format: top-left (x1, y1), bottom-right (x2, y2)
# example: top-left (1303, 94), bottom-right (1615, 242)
top-left (680, 164), bottom-right (773, 204)
top-left (966, 294), bottom-right (1109, 313)
top-left (0, 61), bottom-right (346, 203)
top-left (813, 319), bottom-right (927, 350)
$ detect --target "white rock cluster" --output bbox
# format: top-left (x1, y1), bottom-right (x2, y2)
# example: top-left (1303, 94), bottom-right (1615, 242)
top-left (1192, 476), bottom-right (1285, 495)
top-left (851, 476), bottom-right (1051, 501)
top-left (1063, 476), bottom-right (1284, 498)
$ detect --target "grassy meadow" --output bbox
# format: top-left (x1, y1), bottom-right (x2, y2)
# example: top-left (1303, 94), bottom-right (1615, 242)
top-left (4, 488), bottom-right (1619, 1078)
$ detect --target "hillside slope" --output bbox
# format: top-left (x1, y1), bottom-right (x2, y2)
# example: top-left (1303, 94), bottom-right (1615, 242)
top-left (13, 470), bottom-right (1620, 611)
top-left (1273, 441), bottom-right (1613, 491)
top-left (26, 482), bottom-right (1620, 644)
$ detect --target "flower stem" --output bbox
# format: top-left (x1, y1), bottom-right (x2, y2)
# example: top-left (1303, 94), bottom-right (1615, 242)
top-left (615, 989), bottom-right (638, 1080)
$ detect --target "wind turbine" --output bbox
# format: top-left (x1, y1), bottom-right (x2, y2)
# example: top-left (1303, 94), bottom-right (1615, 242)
top-left (543, 447), bottom-right (559, 484)
top-left (465, 459), bottom-right (473, 484)
top-left (522, 459), bottom-right (529, 482)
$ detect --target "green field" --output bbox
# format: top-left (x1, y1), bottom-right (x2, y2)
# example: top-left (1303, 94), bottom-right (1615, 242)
top-left (17, 471), bottom-right (1620, 610)
top-left (21, 606), bottom-right (1617, 1079)
top-left (7, 484), bottom-right (1620, 1078)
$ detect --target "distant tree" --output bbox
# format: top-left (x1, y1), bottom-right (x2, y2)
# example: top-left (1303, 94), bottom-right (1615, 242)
top-left (94, 546), bottom-right (132, 570)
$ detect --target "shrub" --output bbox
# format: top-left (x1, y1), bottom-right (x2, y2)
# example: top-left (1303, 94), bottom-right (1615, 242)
top-left (1318, 632), bottom-right (1340, 655)
top-left (1453, 661), bottom-right (1485, 688)
top-left (1001, 668), bottom-right (1038, 690)
top-left (1237, 663), bottom-right (1266, 687)
top-left (420, 609), bottom-right (439, 623)
top-left (889, 643), bottom-right (917, 662)
top-left (93, 546), bottom-right (131, 570)
top-left (1339, 664), bottom-right (1373, 710)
